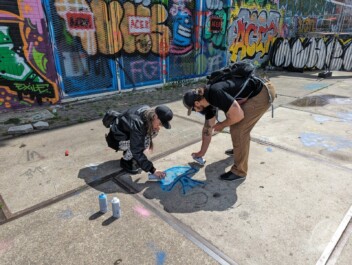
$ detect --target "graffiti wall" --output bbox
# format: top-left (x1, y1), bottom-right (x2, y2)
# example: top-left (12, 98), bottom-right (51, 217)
top-left (227, 0), bottom-right (285, 66)
top-left (270, 37), bottom-right (352, 71)
top-left (44, 0), bottom-right (117, 95)
top-left (0, 0), bottom-right (59, 110)
top-left (0, 0), bottom-right (351, 111)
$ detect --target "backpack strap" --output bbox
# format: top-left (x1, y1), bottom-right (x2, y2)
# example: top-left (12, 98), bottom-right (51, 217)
top-left (252, 76), bottom-right (274, 118)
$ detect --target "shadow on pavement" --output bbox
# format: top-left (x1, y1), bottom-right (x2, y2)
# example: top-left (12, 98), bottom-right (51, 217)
top-left (78, 160), bottom-right (126, 194)
top-left (135, 157), bottom-right (244, 213)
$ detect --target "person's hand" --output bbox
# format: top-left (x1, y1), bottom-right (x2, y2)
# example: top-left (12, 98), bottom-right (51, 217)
top-left (153, 170), bottom-right (166, 179)
top-left (192, 151), bottom-right (205, 158)
top-left (212, 122), bottom-right (224, 132)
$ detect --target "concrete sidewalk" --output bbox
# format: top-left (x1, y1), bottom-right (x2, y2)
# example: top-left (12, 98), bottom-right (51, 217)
top-left (0, 70), bottom-right (351, 265)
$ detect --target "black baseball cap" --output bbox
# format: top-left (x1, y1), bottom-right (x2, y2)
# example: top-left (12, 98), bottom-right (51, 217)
top-left (183, 90), bottom-right (197, 116)
top-left (155, 105), bottom-right (173, 129)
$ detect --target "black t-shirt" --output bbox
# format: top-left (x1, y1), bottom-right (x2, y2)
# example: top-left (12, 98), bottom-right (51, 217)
top-left (202, 77), bottom-right (262, 119)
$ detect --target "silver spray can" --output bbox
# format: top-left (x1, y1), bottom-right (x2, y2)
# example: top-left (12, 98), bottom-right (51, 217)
top-left (98, 193), bottom-right (108, 213)
top-left (111, 197), bottom-right (121, 218)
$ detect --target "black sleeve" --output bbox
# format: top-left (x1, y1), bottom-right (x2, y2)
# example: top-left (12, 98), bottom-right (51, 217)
top-left (129, 120), bottom-right (155, 173)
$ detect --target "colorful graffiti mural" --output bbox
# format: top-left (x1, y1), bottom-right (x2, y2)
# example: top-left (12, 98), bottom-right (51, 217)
top-left (0, 0), bottom-right (350, 111)
top-left (270, 37), bottom-right (352, 70)
top-left (203, 0), bottom-right (229, 50)
top-left (54, 0), bottom-right (170, 56)
top-left (228, 3), bottom-right (284, 65)
top-left (0, 0), bottom-right (59, 110)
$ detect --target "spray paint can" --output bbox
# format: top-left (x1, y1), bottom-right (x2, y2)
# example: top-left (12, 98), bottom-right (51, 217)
top-left (192, 154), bottom-right (206, 165)
top-left (98, 193), bottom-right (108, 213)
top-left (148, 173), bottom-right (159, 180)
top-left (111, 197), bottom-right (121, 218)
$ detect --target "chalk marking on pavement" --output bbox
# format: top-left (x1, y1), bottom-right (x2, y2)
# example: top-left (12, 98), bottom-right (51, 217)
top-left (112, 176), bottom-right (238, 265)
top-left (316, 205), bottom-right (352, 265)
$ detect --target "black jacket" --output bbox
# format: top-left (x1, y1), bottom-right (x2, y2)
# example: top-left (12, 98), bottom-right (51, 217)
top-left (110, 105), bottom-right (155, 173)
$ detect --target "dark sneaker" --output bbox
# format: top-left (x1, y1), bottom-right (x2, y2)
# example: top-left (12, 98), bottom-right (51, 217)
top-left (120, 158), bottom-right (140, 174)
top-left (220, 171), bottom-right (246, 181)
top-left (225, 149), bottom-right (234, 156)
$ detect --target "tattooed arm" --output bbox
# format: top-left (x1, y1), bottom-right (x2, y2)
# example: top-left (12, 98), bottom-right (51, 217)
top-left (192, 117), bottom-right (216, 158)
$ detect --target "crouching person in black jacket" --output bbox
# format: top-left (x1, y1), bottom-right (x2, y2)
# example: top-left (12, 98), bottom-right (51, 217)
top-left (105, 105), bottom-right (173, 178)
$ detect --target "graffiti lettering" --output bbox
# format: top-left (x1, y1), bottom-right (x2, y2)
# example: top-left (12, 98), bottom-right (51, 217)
top-left (207, 54), bottom-right (224, 73)
top-left (210, 17), bottom-right (222, 32)
top-left (128, 16), bottom-right (151, 34)
top-left (20, 166), bottom-right (45, 178)
top-left (14, 83), bottom-right (50, 95)
top-left (55, 0), bottom-right (97, 54)
top-left (27, 150), bottom-right (45, 161)
top-left (0, 1), bottom-right (58, 110)
top-left (296, 17), bottom-right (317, 34)
top-left (130, 60), bottom-right (159, 81)
top-left (66, 12), bottom-right (95, 30)
top-left (228, 8), bottom-right (281, 64)
top-left (270, 37), bottom-right (352, 71)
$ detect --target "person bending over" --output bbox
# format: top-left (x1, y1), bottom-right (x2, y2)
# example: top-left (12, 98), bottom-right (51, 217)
top-left (182, 65), bottom-right (276, 181)
top-left (106, 105), bottom-right (173, 178)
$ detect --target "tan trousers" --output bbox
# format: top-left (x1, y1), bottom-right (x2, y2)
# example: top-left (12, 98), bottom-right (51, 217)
top-left (230, 81), bottom-right (276, 177)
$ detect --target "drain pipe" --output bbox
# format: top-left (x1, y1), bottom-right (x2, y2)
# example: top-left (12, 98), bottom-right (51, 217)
top-left (115, 57), bottom-right (122, 93)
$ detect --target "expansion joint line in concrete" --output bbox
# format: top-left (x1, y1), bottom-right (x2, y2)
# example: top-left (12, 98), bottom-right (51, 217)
top-left (0, 134), bottom-right (204, 225)
top-left (112, 176), bottom-right (238, 265)
top-left (0, 169), bottom-right (125, 225)
top-left (250, 137), bottom-right (352, 173)
top-left (281, 105), bottom-right (347, 120)
top-left (317, 205), bottom-right (352, 265)
top-left (111, 136), bottom-right (239, 265)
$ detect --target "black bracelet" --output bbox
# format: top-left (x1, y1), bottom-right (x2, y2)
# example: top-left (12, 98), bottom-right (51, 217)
top-left (150, 167), bottom-right (156, 174)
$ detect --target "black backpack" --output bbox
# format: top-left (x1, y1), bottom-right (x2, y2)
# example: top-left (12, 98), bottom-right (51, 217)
top-left (206, 61), bottom-right (255, 86)
top-left (102, 110), bottom-right (121, 128)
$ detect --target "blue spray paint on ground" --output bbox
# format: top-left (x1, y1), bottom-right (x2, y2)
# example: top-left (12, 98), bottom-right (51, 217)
top-left (266, 147), bottom-right (273, 152)
top-left (160, 166), bottom-right (204, 194)
top-left (300, 132), bottom-right (352, 151)
top-left (156, 251), bottom-right (166, 265)
top-left (303, 83), bottom-right (328, 90)
top-left (58, 208), bottom-right (74, 219)
top-left (313, 114), bottom-right (332, 123)
top-left (147, 242), bottom-right (166, 265)
top-left (337, 112), bottom-right (352, 122)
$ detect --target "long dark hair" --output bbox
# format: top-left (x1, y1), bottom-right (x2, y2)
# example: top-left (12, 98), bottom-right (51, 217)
top-left (144, 108), bottom-right (156, 150)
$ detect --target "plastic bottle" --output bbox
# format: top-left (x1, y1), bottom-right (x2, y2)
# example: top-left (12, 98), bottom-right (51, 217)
top-left (111, 197), bottom-right (121, 218)
top-left (98, 193), bottom-right (108, 213)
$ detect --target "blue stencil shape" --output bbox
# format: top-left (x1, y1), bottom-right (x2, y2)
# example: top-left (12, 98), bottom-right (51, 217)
top-left (160, 166), bottom-right (204, 194)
